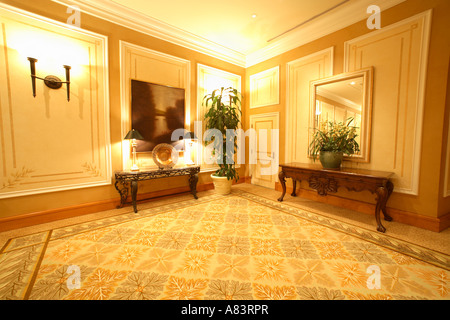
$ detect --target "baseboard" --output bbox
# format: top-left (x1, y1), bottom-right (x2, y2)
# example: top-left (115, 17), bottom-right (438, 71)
top-left (274, 182), bottom-right (449, 233)
top-left (0, 177), bottom-right (247, 233)
top-left (2, 177), bottom-right (444, 233)
top-left (0, 198), bottom-right (120, 233)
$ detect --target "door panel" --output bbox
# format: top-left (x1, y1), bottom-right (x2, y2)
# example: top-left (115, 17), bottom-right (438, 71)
top-left (250, 113), bottom-right (279, 189)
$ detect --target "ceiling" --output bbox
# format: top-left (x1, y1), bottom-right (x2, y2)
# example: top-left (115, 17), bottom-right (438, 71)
top-left (110, 0), bottom-right (350, 55)
top-left (53, 0), bottom-right (405, 66)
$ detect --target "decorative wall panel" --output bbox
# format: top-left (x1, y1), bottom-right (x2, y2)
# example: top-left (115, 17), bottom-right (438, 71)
top-left (0, 6), bottom-right (110, 199)
top-left (344, 10), bottom-right (432, 195)
top-left (286, 47), bottom-right (334, 164)
top-left (120, 41), bottom-right (190, 170)
top-left (197, 64), bottom-right (241, 170)
top-left (249, 66), bottom-right (279, 108)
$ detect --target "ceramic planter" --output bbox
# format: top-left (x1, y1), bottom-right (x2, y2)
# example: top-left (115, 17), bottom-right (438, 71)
top-left (319, 151), bottom-right (343, 169)
top-left (211, 174), bottom-right (232, 195)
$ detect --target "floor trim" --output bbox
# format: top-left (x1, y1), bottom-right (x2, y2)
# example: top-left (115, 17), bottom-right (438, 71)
top-left (274, 182), bottom-right (449, 233)
top-left (1, 179), bottom-right (447, 233)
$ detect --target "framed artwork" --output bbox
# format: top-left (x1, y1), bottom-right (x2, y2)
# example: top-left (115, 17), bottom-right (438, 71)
top-left (131, 79), bottom-right (185, 152)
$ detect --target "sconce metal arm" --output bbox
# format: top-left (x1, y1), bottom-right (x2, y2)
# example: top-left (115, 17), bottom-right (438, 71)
top-left (27, 57), bottom-right (71, 101)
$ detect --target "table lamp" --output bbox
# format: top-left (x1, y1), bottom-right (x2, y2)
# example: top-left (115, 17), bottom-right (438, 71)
top-left (124, 129), bottom-right (144, 171)
top-left (183, 131), bottom-right (197, 165)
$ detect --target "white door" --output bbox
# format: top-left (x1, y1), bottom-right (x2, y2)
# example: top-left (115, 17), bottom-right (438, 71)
top-left (249, 113), bottom-right (279, 189)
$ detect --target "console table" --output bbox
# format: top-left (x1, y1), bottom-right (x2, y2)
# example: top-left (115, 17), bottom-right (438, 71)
top-left (278, 163), bottom-right (394, 233)
top-left (114, 166), bottom-right (200, 213)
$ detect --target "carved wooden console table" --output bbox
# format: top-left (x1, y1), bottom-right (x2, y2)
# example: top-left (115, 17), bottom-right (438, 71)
top-left (278, 163), bottom-right (394, 233)
top-left (114, 166), bottom-right (200, 213)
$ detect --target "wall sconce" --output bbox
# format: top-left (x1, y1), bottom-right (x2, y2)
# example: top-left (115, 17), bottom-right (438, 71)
top-left (124, 129), bottom-right (144, 172)
top-left (27, 57), bottom-right (71, 101)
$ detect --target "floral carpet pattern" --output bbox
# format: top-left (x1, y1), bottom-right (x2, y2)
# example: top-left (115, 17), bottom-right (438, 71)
top-left (0, 190), bottom-right (449, 300)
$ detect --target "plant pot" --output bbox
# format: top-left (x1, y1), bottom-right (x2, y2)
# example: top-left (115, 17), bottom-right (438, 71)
top-left (211, 174), bottom-right (232, 195)
top-left (319, 151), bottom-right (343, 169)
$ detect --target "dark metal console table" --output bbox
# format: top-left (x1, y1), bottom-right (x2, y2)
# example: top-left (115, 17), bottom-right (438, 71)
top-left (278, 163), bottom-right (394, 233)
top-left (114, 166), bottom-right (200, 213)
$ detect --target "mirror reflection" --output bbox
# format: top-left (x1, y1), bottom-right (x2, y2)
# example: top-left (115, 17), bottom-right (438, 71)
top-left (310, 67), bottom-right (373, 162)
top-left (314, 76), bottom-right (363, 148)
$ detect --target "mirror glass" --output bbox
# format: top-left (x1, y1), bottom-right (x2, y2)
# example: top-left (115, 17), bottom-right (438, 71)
top-left (310, 67), bottom-right (373, 162)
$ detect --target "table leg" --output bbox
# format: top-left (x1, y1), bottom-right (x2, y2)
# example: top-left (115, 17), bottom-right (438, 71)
top-left (189, 173), bottom-right (199, 199)
top-left (131, 180), bottom-right (138, 213)
top-left (291, 179), bottom-right (297, 197)
top-left (114, 180), bottom-right (129, 209)
top-left (382, 180), bottom-right (394, 222)
top-left (375, 186), bottom-right (388, 233)
top-left (278, 171), bottom-right (286, 202)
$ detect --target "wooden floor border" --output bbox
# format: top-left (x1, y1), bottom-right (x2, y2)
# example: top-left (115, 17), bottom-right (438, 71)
top-left (1, 179), bottom-right (448, 233)
top-left (0, 183), bottom-right (215, 233)
top-left (0, 179), bottom-right (247, 233)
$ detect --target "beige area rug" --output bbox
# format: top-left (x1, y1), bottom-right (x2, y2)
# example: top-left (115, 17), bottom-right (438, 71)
top-left (0, 190), bottom-right (448, 300)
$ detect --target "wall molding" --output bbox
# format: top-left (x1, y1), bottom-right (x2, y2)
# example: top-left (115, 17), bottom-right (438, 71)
top-left (52, 0), bottom-right (406, 68)
top-left (119, 41), bottom-right (191, 171)
top-left (53, 0), bottom-right (246, 67)
top-left (246, 0), bottom-right (407, 67)
top-left (249, 66), bottom-right (280, 108)
top-left (0, 3), bottom-right (111, 199)
top-left (196, 63), bottom-right (242, 170)
top-left (285, 47), bottom-right (334, 164)
top-left (344, 10), bottom-right (432, 196)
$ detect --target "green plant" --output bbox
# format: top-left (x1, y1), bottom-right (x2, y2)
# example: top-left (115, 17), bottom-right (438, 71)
top-left (202, 87), bottom-right (242, 181)
top-left (309, 118), bottom-right (360, 158)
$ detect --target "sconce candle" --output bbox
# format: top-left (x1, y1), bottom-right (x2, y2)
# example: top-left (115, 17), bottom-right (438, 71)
top-left (27, 57), bottom-right (72, 101)
top-left (64, 65), bottom-right (71, 102)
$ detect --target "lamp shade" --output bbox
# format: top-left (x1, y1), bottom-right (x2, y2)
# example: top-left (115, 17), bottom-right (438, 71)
top-left (124, 129), bottom-right (144, 140)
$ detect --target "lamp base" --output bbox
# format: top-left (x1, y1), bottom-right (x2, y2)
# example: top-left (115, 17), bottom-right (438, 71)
top-left (130, 164), bottom-right (140, 172)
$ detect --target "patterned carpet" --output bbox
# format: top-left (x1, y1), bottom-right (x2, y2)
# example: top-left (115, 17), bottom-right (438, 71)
top-left (0, 190), bottom-right (448, 300)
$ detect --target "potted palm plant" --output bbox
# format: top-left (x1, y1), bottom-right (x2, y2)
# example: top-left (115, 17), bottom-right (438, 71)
top-left (202, 87), bottom-right (242, 194)
top-left (309, 118), bottom-right (360, 169)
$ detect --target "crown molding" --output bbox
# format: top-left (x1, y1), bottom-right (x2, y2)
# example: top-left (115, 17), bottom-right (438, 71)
top-left (52, 0), bottom-right (247, 67)
top-left (52, 0), bottom-right (406, 68)
top-left (245, 0), bottom-right (406, 67)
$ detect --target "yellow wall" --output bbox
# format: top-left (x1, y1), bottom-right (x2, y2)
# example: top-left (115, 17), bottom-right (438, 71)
top-left (0, 0), bottom-right (246, 219)
top-left (0, 0), bottom-right (448, 228)
top-left (245, 0), bottom-right (450, 221)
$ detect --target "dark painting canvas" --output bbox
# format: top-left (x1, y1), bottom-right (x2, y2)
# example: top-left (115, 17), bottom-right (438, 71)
top-left (131, 80), bottom-right (185, 152)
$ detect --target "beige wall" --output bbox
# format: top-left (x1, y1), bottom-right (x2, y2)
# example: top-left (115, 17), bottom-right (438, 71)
top-left (246, 0), bottom-right (450, 221)
top-left (0, 0), bottom-right (246, 220)
top-left (0, 6), bottom-right (111, 200)
top-left (0, 0), bottom-right (448, 228)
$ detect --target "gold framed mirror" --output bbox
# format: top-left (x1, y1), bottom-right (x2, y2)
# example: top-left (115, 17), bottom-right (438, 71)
top-left (309, 67), bottom-right (373, 162)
